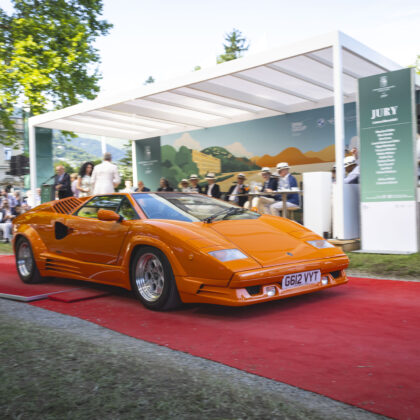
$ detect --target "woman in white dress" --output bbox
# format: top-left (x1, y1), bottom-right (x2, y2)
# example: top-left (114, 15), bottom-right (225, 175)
top-left (77, 162), bottom-right (94, 197)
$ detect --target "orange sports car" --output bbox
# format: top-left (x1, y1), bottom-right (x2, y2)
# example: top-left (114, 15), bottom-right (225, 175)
top-left (13, 192), bottom-right (348, 310)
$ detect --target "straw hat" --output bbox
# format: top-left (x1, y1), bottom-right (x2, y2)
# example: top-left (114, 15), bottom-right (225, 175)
top-left (344, 156), bottom-right (356, 167)
top-left (260, 167), bottom-right (271, 174)
top-left (189, 174), bottom-right (199, 180)
top-left (205, 172), bottom-right (215, 179)
top-left (276, 162), bottom-right (290, 170)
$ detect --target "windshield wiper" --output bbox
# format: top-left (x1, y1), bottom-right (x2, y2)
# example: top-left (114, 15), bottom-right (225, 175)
top-left (204, 207), bottom-right (245, 223)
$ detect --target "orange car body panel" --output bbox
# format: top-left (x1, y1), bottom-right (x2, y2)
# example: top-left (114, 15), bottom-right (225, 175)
top-left (13, 194), bottom-right (349, 306)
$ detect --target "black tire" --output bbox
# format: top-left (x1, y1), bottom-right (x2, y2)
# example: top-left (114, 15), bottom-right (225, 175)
top-left (130, 246), bottom-right (181, 311)
top-left (15, 237), bottom-right (46, 284)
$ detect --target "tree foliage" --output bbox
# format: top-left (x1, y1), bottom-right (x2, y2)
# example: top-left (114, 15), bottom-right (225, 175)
top-left (144, 76), bottom-right (155, 85)
top-left (0, 0), bottom-right (112, 145)
top-left (217, 29), bottom-right (249, 64)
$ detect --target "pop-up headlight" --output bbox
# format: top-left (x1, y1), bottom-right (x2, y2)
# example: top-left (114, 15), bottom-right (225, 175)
top-left (208, 249), bottom-right (248, 262)
top-left (307, 240), bottom-right (334, 249)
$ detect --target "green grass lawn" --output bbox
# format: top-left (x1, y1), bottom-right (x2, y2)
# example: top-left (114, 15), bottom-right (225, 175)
top-left (0, 242), bottom-right (13, 255)
top-left (347, 251), bottom-right (420, 278)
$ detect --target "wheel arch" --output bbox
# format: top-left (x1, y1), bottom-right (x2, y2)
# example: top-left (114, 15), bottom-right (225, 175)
top-left (125, 238), bottom-right (187, 278)
top-left (13, 226), bottom-right (48, 258)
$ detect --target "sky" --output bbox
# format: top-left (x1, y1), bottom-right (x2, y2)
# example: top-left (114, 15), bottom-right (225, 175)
top-left (93, 0), bottom-right (420, 94)
top-left (1, 0), bottom-right (419, 95)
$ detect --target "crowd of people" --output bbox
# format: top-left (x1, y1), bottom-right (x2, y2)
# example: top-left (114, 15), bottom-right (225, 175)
top-left (0, 188), bottom-right (30, 242)
top-left (0, 149), bottom-right (363, 243)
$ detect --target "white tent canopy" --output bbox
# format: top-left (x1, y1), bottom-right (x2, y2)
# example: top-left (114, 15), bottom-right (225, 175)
top-left (30, 31), bottom-right (401, 140)
top-left (28, 31), bottom-right (403, 238)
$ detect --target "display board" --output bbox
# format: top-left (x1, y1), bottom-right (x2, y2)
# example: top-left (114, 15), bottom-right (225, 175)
top-left (135, 137), bottom-right (162, 191)
top-left (358, 68), bottom-right (418, 253)
top-left (359, 68), bottom-right (417, 202)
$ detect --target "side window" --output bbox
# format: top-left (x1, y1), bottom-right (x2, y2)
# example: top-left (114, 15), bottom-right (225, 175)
top-left (118, 197), bottom-right (138, 221)
top-left (76, 196), bottom-right (123, 218)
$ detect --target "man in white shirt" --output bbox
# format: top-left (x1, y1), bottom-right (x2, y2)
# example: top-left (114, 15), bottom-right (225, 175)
top-left (91, 153), bottom-right (121, 195)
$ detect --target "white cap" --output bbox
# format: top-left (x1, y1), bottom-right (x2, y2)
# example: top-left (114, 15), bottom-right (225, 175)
top-left (260, 167), bottom-right (271, 173)
top-left (189, 174), bottom-right (199, 180)
top-left (276, 162), bottom-right (289, 170)
top-left (237, 173), bottom-right (246, 179)
top-left (344, 156), bottom-right (356, 167)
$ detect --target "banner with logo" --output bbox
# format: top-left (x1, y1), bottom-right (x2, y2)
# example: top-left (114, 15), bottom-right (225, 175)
top-left (358, 68), bottom-right (417, 202)
top-left (135, 137), bottom-right (162, 190)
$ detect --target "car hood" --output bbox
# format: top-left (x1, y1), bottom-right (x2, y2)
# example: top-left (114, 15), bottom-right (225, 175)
top-left (208, 215), bottom-right (344, 268)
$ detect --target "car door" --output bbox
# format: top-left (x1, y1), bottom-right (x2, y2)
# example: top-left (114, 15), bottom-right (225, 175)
top-left (50, 195), bottom-right (137, 265)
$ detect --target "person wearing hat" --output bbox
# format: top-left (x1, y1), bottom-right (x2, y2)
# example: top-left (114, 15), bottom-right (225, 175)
top-left (344, 155), bottom-right (359, 184)
top-left (245, 167), bottom-right (277, 213)
top-left (189, 174), bottom-right (203, 194)
top-left (225, 173), bottom-right (248, 207)
top-left (204, 173), bottom-right (221, 198)
top-left (269, 162), bottom-right (300, 216)
top-left (179, 179), bottom-right (191, 193)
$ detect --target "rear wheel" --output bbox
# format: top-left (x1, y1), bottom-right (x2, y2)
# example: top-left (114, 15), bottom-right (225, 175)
top-left (130, 246), bottom-right (181, 311)
top-left (15, 237), bottom-right (46, 284)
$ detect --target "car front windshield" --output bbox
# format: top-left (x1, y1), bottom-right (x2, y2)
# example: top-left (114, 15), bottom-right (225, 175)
top-left (133, 193), bottom-right (260, 222)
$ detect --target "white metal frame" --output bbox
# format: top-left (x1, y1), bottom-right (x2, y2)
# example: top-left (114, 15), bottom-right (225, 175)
top-left (28, 31), bottom-right (403, 239)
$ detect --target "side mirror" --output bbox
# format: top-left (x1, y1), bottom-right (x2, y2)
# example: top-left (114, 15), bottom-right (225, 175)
top-left (97, 209), bottom-right (123, 222)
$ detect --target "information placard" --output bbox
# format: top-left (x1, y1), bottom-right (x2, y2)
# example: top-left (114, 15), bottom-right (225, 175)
top-left (358, 68), bottom-right (418, 253)
top-left (358, 68), bottom-right (416, 202)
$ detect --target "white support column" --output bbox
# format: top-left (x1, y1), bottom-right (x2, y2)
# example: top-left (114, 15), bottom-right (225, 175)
top-left (28, 122), bottom-right (37, 199)
top-left (101, 136), bottom-right (107, 155)
top-left (131, 140), bottom-right (137, 185)
top-left (333, 35), bottom-right (346, 239)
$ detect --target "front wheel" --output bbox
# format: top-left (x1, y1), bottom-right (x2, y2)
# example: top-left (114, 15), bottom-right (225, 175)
top-left (15, 237), bottom-right (46, 284)
top-left (130, 246), bottom-right (181, 311)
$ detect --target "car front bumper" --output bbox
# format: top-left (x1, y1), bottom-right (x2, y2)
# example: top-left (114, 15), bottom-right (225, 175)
top-left (176, 256), bottom-right (349, 306)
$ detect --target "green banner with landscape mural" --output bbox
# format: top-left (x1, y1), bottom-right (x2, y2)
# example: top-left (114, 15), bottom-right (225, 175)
top-left (358, 68), bottom-right (417, 202)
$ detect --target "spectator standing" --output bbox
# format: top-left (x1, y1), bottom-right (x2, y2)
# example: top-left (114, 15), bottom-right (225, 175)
top-left (225, 173), bottom-right (248, 207)
top-left (91, 153), bottom-right (121, 195)
top-left (189, 174), bottom-right (203, 193)
top-left (270, 162), bottom-right (299, 216)
top-left (157, 178), bottom-right (174, 191)
top-left (0, 199), bottom-right (16, 242)
top-left (53, 165), bottom-right (73, 199)
top-left (135, 180), bottom-right (150, 192)
top-left (71, 173), bottom-right (79, 197)
top-left (77, 161), bottom-right (94, 197)
top-left (204, 173), bottom-right (221, 198)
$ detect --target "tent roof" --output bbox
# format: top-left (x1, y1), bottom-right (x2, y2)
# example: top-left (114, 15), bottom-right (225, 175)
top-left (29, 31), bottom-right (403, 140)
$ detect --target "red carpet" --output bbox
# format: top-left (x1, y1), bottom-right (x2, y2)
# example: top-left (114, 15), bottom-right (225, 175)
top-left (27, 276), bottom-right (419, 419)
top-left (2, 254), bottom-right (419, 418)
top-left (0, 255), bottom-right (109, 302)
